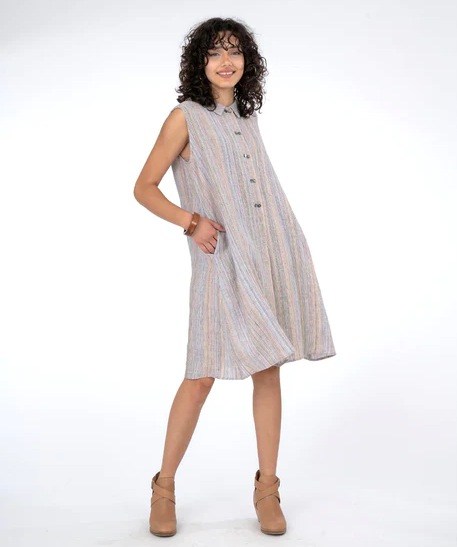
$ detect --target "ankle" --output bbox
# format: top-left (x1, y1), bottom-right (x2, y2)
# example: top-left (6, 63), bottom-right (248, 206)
top-left (259, 470), bottom-right (277, 478)
top-left (158, 472), bottom-right (176, 480)
top-left (258, 472), bottom-right (278, 484)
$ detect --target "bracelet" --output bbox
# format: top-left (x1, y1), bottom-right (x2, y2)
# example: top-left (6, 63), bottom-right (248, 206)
top-left (183, 212), bottom-right (200, 236)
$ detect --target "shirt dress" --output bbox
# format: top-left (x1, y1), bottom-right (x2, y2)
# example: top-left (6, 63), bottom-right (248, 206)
top-left (169, 98), bottom-right (336, 380)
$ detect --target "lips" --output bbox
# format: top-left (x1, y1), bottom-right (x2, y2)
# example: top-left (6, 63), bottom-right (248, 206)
top-left (217, 71), bottom-right (234, 77)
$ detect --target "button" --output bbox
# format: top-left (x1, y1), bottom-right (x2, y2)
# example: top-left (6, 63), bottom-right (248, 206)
top-left (234, 130), bottom-right (241, 135)
top-left (250, 178), bottom-right (257, 183)
top-left (254, 203), bottom-right (262, 207)
top-left (225, 107), bottom-right (233, 113)
top-left (243, 154), bottom-right (251, 158)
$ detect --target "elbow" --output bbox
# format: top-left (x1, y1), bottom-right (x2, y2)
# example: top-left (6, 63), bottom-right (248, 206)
top-left (133, 184), bottom-right (141, 202)
top-left (133, 180), bottom-right (158, 204)
top-left (133, 181), bottom-right (147, 203)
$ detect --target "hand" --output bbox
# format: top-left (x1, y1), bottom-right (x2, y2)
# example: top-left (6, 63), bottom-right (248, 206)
top-left (191, 217), bottom-right (226, 254)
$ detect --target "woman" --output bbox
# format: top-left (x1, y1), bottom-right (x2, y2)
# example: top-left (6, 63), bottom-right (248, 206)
top-left (134, 17), bottom-right (336, 537)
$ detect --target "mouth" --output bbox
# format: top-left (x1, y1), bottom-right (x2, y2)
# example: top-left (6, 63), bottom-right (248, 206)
top-left (217, 71), bottom-right (235, 77)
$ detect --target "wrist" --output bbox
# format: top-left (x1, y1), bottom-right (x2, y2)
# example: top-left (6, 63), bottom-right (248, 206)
top-left (180, 210), bottom-right (193, 230)
top-left (183, 212), bottom-right (200, 236)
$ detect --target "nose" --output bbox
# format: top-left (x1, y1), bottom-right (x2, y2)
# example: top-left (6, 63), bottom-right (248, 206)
top-left (220, 51), bottom-right (234, 65)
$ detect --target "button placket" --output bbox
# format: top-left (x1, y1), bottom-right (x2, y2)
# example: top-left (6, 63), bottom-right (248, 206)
top-left (242, 155), bottom-right (259, 207)
top-left (218, 105), bottom-right (262, 211)
top-left (245, 155), bottom-right (261, 210)
top-left (231, 113), bottom-right (262, 211)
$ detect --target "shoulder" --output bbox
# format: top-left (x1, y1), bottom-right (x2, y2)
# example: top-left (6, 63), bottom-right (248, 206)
top-left (161, 103), bottom-right (191, 143)
top-left (169, 99), bottom-right (205, 116)
top-left (169, 101), bottom-right (209, 130)
top-left (166, 100), bottom-right (209, 139)
top-left (167, 101), bottom-right (192, 130)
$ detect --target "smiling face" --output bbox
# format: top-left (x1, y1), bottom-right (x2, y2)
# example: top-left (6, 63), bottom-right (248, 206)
top-left (204, 32), bottom-right (244, 100)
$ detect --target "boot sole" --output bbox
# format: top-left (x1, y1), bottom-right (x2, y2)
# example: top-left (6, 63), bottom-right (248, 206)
top-left (150, 528), bottom-right (177, 537)
top-left (261, 528), bottom-right (287, 535)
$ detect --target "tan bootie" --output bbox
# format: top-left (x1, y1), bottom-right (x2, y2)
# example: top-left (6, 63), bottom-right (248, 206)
top-left (253, 469), bottom-right (287, 535)
top-left (149, 471), bottom-right (177, 537)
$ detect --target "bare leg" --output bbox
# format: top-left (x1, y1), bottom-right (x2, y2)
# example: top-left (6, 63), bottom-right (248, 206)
top-left (150, 377), bottom-right (215, 536)
top-left (251, 365), bottom-right (282, 479)
top-left (251, 366), bottom-right (286, 532)
top-left (158, 377), bottom-right (215, 478)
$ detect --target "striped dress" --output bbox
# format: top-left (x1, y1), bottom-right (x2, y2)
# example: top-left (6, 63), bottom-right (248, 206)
top-left (170, 98), bottom-right (336, 380)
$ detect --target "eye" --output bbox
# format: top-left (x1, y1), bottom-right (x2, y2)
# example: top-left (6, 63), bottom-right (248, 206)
top-left (208, 51), bottom-right (242, 56)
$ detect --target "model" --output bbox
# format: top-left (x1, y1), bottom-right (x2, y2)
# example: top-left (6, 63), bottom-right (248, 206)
top-left (133, 17), bottom-right (336, 537)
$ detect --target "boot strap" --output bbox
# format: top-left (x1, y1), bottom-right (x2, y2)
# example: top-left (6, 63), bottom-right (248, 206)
top-left (254, 478), bottom-right (281, 507)
top-left (151, 479), bottom-right (176, 505)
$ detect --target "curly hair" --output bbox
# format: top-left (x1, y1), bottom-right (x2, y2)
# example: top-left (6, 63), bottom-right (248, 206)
top-left (175, 18), bottom-right (268, 118)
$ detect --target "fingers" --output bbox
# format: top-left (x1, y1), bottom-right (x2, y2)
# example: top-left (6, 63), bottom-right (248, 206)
top-left (209, 235), bottom-right (218, 253)
top-left (203, 235), bottom-right (218, 254)
top-left (210, 220), bottom-right (226, 232)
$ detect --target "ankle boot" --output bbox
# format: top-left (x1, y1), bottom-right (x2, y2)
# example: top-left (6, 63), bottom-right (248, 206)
top-left (253, 469), bottom-right (287, 535)
top-left (149, 471), bottom-right (177, 537)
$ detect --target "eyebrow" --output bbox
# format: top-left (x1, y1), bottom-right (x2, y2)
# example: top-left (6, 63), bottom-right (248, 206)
top-left (210, 45), bottom-right (240, 50)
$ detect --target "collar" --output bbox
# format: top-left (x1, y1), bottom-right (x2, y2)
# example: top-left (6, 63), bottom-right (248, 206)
top-left (207, 100), bottom-right (241, 118)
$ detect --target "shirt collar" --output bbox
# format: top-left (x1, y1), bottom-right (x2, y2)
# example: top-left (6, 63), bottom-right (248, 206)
top-left (207, 100), bottom-right (241, 118)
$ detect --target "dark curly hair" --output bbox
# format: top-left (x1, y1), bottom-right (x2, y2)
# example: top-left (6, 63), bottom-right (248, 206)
top-left (175, 18), bottom-right (268, 118)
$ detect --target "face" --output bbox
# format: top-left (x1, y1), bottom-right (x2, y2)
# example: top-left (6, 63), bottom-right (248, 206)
top-left (204, 32), bottom-right (244, 96)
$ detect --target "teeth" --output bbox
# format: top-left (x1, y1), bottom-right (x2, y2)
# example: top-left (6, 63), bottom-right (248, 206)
top-left (218, 72), bottom-right (233, 75)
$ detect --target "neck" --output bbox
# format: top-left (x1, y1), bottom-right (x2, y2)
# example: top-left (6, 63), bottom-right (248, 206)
top-left (213, 89), bottom-right (235, 107)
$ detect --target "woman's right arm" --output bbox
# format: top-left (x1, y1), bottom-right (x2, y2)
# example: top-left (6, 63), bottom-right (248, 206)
top-left (133, 109), bottom-right (226, 254)
top-left (133, 108), bottom-right (193, 231)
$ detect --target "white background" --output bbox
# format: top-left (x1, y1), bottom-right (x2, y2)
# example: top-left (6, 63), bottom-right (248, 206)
top-left (1, 1), bottom-right (456, 545)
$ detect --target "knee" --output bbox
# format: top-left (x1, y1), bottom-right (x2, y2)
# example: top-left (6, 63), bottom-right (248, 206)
top-left (184, 376), bottom-right (215, 401)
top-left (251, 365), bottom-right (280, 385)
top-left (194, 376), bottom-right (215, 390)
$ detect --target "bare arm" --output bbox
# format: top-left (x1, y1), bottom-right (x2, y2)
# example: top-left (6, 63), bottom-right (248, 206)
top-left (133, 108), bottom-right (225, 254)
top-left (133, 108), bottom-right (192, 230)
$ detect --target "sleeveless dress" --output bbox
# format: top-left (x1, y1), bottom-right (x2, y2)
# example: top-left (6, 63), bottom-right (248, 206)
top-left (170, 98), bottom-right (336, 380)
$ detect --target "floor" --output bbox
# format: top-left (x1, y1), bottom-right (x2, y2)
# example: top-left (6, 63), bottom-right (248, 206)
top-left (2, 486), bottom-right (455, 546)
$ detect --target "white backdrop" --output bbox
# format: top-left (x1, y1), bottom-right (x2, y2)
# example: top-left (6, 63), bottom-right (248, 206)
top-left (1, 1), bottom-right (456, 546)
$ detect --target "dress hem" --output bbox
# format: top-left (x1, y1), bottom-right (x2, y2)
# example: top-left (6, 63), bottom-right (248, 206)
top-left (183, 351), bottom-right (337, 381)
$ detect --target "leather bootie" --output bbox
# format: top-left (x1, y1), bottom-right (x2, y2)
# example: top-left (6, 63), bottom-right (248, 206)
top-left (253, 469), bottom-right (287, 535)
top-left (149, 471), bottom-right (177, 537)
